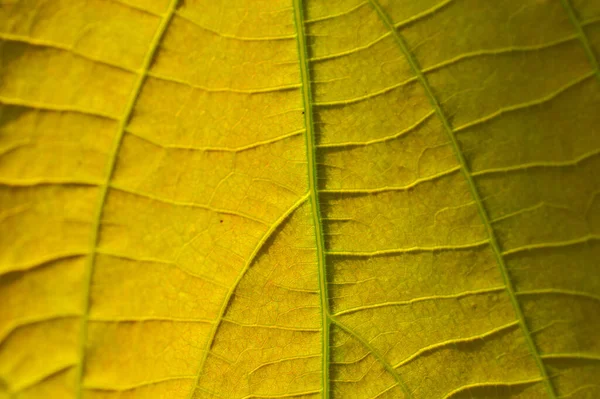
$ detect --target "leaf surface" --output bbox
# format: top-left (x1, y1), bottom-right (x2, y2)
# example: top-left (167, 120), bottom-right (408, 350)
top-left (1, 0), bottom-right (600, 398)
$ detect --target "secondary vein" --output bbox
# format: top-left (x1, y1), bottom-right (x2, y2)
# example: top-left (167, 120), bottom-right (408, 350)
top-left (292, 0), bottom-right (331, 397)
top-left (559, 0), bottom-right (600, 82)
top-left (187, 194), bottom-right (309, 398)
top-left (367, 0), bottom-right (557, 397)
top-left (75, 1), bottom-right (179, 396)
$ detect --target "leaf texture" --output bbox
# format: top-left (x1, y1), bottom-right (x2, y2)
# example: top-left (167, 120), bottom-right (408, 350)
top-left (1, 0), bottom-right (600, 398)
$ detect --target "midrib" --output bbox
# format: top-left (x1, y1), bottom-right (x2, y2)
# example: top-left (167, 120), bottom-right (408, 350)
top-left (292, 0), bottom-right (331, 398)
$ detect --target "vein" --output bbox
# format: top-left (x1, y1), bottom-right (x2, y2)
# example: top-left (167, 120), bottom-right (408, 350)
top-left (252, 178), bottom-right (304, 197)
top-left (330, 351), bottom-right (371, 365)
top-left (490, 202), bottom-right (572, 224)
top-left (331, 316), bottom-right (412, 398)
top-left (109, 183), bottom-right (269, 225)
top-left (541, 353), bottom-right (600, 362)
top-left (330, 355), bottom-right (378, 383)
top-left (583, 17), bottom-right (600, 27)
top-left (0, 252), bottom-right (88, 277)
top-left (11, 363), bottom-right (77, 393)
top-left (326, 240), bottom-right (490, 257)
top-left (248, 354), bottom-right (321, 377)
top-left (270, 283), bottom-right (319, 294)
top-left (559, 0), bottom-right (600, 82)
top-left (393, 320), bottom-right (519, 368)
top-left (517, 288), bottom-right (600, 304)
top-left (240, 390), bottom-right (322, 399)
top-left (0, 204), bottom-right (30, 224)
top-left (422, 34), bottom-right (579, 75)
top-left (96, 250), bottom-right (229, 289)
top-left (367, 1), bottom-right (557, 397)
top-left (0, 138), bottom-right (31, 157)
top-left (530, 320), bottom-right (571, 336)
top-left (0, 178), bottom-right (100, 187)
top-left (304, 1), bottom-right (368, 24)
top-left (0, 314), bottom-right (81, 345)
top-left (502, 235), bottom-right (600, 256)
top-left (453, 71), bottom-right (595, 133)
top-left (88, 316), bottom-right (214, 323)
top-left (84, 375), bottom-right (197, 391)
top-left (74, 1), bottom-right (179, 396)
top-left (309, 32), bottom-right (391, 62)
top-left (394, 0), bottom-right (454, 29)
top-left (472, 147), bottom-right (600, 177)
top-left (109, 0), bottom-right (162, 17)
top-left (147, 71), bottom-right (302, 94)
top-left (333, 286), bottom-right (506, 317)
top-left (313, 76), bottom-right (417, 106)
top-left (370, 382), bottom-right (400, 399)
top-left (175, 11), bottom-right (296, 41)
top-left (329, 277), bottom-right (377, 286)
top-left (558, 384), bottom-right (600, 398)
top-left (442, 378), bottom-right (543, 399)
top-left (193, 386), bottom-right (228, 398)
top-left (187, 193), bottom-right (310, 398)
top-left (221, 318), bottom-right (320, 332)
top-left (319, 166), bottom-right (460, 194)
top-left (317, 110), bottom-right (435, 148)
top-left (292, 1), bottom-right (331, 397)
top-left (0, 96), bottom-right (118, 120)
top-left (0, 33), bottom-right (137, 73)
top-left (126, 127), bottom-right (305, 153)
top-left (307, 0), bottom-right (452, 63)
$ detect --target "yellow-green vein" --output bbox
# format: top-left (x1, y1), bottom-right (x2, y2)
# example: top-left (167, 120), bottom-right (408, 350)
top-left (367, 0), bottom-right (557, 397)
top-left (187, 193), bottom-right (309, 398)
top-left (559, 0), bottom-right (600, 82)
top-left (331, 316), bottom-right (412, 398)
top-left (75, 1), bottom-right (179, 397)
top-left (292, 0), bottom-right (331, 397)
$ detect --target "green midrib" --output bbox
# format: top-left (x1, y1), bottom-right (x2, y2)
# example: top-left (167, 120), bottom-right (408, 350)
top-left (367, 0), bottom-right (558, 397)
top-left (292, 0), bottom-right (331, 397)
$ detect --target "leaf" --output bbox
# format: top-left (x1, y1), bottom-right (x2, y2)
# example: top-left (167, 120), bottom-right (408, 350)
top-left (0, 0), bottom-right (599, 398)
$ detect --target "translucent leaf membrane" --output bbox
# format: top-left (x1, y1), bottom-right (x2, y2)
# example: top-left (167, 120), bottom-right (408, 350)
top-left (0, 0), bottom-right (599, 398)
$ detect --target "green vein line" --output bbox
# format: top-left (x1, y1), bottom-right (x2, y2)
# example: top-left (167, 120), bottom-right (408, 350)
top-left (187, 194), bottom-right (309, 399)
top-left (14, 363), bottom-right (78, 393)
top-left (559, 0), bottom-right (600, 82)
top-left (74, 1), bottom-right (179, 397)
top-left (442, 379), bottom-right (543, 399)
top-left (85, 375), bottom-right (197, 392)
top-left (292, 0), bottom-right (330, 397)
top-left (541, 353), bottom-right (600, 362)
top-left (367, 1), bottom-right (557, 397)
top-left (331, 317), bottom-right (412, 398)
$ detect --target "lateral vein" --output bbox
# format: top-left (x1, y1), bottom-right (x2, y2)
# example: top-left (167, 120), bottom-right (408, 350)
top-left (187, 193), bottom-right (309, 397)
top-left (75, 1), bottom-right (180, 397)
top-left (559, 0), bottom-right (600, 82)
top-left (367, 1), bottom-right (557, 397)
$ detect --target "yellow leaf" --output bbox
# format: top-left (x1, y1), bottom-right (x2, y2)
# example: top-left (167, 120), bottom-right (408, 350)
top-left (1, 0), bottom-right (599, 398)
